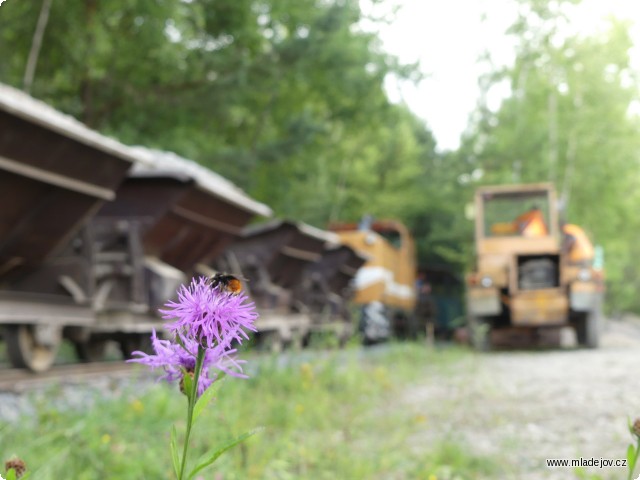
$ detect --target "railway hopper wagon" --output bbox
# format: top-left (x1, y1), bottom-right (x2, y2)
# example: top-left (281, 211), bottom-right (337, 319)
top-left (296, 242), bottom-right (367, 344)
top-left (330, 220), bottom-right (418, 343)
top-left (83, 148), bottom-right (271, 360)
top-left (0, 83), bottom-right (137, 370)
top-left (216, 220), bottom-right (345, 350)
top-left (0, 84), bottom-right (271, 370)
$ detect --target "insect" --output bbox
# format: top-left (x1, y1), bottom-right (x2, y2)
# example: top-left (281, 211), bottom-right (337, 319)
top-left (208, 273), bottom-right (244, 295)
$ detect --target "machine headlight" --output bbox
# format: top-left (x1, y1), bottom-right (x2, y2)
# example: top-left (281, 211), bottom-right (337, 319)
top-left (480, 276), bottom-right (493, 288)
top-left (364, 233), bottom-right (376, 245)
top-left (577, 268), bottom-right (592, 281)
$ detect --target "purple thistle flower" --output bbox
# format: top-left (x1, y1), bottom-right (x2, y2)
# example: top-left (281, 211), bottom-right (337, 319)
top-left (160, 276), bottom-right (258, 348)
top-left (128, 330), bottom-right (248, 396)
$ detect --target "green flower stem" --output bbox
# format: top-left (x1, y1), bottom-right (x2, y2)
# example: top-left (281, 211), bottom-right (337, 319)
top-left (178, 345), bottom-right (206, 480)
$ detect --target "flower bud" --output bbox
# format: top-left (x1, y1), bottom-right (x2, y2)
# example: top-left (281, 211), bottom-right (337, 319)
top-left (179, 369), bottom-right (195, 396)
top-left (5, 457), bottom-right (27, 479)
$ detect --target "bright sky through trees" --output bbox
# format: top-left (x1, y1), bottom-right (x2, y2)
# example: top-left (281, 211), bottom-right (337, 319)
top-left (365, 0), bottom-right (640, 151)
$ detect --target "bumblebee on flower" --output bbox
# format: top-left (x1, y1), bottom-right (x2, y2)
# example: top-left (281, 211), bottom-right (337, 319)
top-left (128, 275), bottom-right (260, 479)
top-left (128, 276), bottom-right (258, 396)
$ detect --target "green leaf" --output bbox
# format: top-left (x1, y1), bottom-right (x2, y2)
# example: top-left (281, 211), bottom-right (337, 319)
top-left (6, 469), bottom-right (16, 480)
top-left (170, 424), bottom-right (180, 478)
top-left (193, 379), bottom-right (224, 422)
top-left (627, 443), bottom-right (636, 473)
top-left (187, 427), bottom-right (264, 480)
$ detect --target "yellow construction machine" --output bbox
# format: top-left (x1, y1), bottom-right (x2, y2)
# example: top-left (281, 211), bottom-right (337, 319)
top-left (466, 183), bottom-right (604, 349)
top-left (331, 219), bottom-right (417, 343)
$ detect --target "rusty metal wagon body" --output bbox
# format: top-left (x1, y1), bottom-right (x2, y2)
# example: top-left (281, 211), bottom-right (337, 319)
top-left (0, 83), bottom-right (138, 370)
top-left (84, 150), bottom-right (270, 359)
top-left (0, 84), bottom-right (270, 370)
top-left (294, 243), bottom-right (367, 344)
top-left (217, 220), bottom-right (360, 349)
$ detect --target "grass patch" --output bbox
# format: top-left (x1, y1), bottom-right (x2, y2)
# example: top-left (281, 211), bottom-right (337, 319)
top-left (0, 343), bottom-right (499, 479)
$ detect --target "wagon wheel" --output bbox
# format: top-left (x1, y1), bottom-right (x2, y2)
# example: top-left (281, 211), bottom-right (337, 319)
top-left (267, 332), bottom-right (285, 353)
top-left (468, 315), bottom-right (492, 351)
top-left (574, 310), bottom-right (601, 349)
top-left (75, 336), bottom-right (108, 362)
top-left (4, 324), bottom-right (62, 372)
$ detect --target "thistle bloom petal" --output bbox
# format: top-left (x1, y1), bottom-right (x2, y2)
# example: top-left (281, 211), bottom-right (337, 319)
top-left (128, 330), bottom-right (247, 396)
top-left (129, 276), bottom-right (257, 396)
top-left (160, 276), bottom-right (258, 348)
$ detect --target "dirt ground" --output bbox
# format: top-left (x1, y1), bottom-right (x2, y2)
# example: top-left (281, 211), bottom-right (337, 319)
top-left (403, 318), bottom-right (640, 479)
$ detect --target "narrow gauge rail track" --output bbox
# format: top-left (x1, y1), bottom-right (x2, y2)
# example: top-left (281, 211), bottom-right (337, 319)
top-left (0, 361), bottom-right (140, 393)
